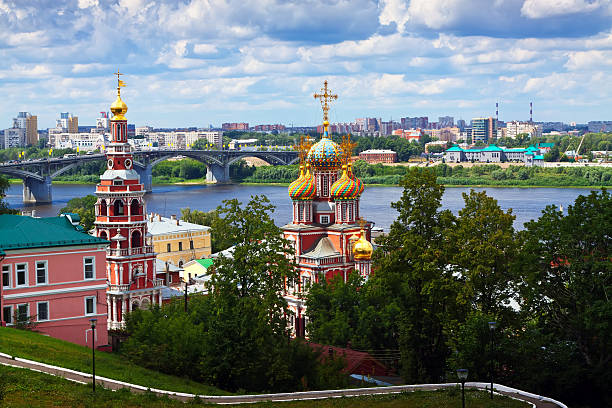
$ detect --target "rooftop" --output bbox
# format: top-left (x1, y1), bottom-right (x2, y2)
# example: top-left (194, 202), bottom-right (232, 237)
top-left (360, 149), bottom-right (396, 154)
top-left (0, 214), bottom-right (108, 252)
top-left (147, 214), bottom-right (211, 236)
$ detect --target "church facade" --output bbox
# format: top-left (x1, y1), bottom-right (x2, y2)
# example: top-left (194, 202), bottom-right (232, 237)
top-left (282, 81), bottom-right (373, 337)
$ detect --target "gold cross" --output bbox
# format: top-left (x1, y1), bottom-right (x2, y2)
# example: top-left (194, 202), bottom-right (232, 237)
top-left (341, 133), bottom-right (357, 164)
top-left (313, 80), bottom-right (338, 123)
top-left (114, 69), bottom-right (126, 90)
top-left (295, 135), bottom-right (313, 165)
top-left (357, 217), bottom-right (367, 229)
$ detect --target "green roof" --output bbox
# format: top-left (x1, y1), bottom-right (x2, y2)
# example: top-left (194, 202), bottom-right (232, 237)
top-left (446, 145), bottom-right (463, 152)
top-left (195, 258), bottom-right (214, 269)
top-left (481, 144), bottom-right (503, 151)
top-left (533, 155), bottom-right (544, 160)
top-left (537, 143), bottom-right (554, 148)
top-left (0, 214), bottom-right (109, 251)
top-left (526, 145), bottom-right (540, 152)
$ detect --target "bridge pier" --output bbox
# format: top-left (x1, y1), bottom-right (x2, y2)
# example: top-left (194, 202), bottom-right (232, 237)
top-left (206, 163), bottom-right (230, 183)
top-left (23, 176), bottom-right (52, 204)
top-left (135, 164), bottom-right (153, 192)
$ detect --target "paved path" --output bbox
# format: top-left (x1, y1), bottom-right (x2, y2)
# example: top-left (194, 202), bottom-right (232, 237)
top-left (0, 352), bottom-right (566, 407)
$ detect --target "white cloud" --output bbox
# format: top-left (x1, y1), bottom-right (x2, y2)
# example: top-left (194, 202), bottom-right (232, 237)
top-left (565, 50), bottom-right (612, 69)
top-left (193, 43), bottom-right (218, 55)
top-left (78, 0), bottom-right (99, 9)
top-left (521, 0), bottom-right (606, 19)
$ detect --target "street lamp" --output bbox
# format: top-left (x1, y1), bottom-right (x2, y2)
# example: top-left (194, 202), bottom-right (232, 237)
top-left (488, 321), bottom-right (497, 399)
top-left (457, 368), bottom-right (468, 408)
top-left (89, 318), bottom-right (97, 393)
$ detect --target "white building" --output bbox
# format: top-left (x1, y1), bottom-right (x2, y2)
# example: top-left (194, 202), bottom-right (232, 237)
top-left (144, 130), bottom-right (223, 149)
top-left (53, 132), bottom-right (108, 151)
top-left (3, 128), bottom-right (25, 148)
top-left (506, 121), bottom-right (542, 139)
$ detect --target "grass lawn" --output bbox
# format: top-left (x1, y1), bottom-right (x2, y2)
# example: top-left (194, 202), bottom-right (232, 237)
top-left (0, 327), bottom-right (228, 395)
top-left (0, 364), bottom-right (529, 407)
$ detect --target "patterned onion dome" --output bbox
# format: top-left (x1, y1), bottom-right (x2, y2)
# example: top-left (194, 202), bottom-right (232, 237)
top-left (331, 166), bottom-right (359, 200)
top-left (307, 130), bottom-right (344, 170)
top-left (347, 163), bottom-right (364, 195)
top-left (288, 165), bottom-right (316, 200)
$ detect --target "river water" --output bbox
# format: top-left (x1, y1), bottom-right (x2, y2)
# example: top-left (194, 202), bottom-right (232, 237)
top-left (5, 183), bottom-right (597, 231)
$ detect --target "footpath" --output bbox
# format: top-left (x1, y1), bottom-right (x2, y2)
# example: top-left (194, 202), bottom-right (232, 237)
top-left (0, 352), bottom-right (566, 407)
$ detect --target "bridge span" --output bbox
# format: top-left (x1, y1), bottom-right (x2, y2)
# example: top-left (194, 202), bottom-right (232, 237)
top-left (0, 149), bottom-right (298, 204)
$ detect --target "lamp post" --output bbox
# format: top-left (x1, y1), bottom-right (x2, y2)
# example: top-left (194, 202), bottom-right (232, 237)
top-left (457, 368), bottom-right (468, 408)
top-left (488, 321), bottom-right (497, 399)
top-left (90, 318), bottom-right (97, 393)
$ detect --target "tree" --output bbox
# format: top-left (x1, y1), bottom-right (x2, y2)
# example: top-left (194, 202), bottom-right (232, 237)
top-left (448, 190), bottom-right (519, 318)
top-left (180, 208), bottom-right (234, 253)
top-left (518, 189), bottom-right (611, 407)
top-left (58, 195), bottom-right (97, 231)
top-left (0, 175), bottom-right (17, 214)
top-left (125, 196), bottom-right (346, 392)
top-left (373, 167), bottom-right (459, 383)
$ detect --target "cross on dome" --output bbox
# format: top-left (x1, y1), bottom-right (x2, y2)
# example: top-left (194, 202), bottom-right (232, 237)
top-left (313, 80), bottom-right (338, 125)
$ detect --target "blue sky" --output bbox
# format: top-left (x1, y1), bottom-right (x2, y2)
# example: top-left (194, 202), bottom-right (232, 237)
top-left (1, 0), bottom-right (612, 129)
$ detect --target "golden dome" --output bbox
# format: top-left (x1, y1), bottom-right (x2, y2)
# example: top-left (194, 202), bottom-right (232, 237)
top-left (110, 94), bottom-right (128, 120)
top-left (353, 228), bottom-right (373, 260)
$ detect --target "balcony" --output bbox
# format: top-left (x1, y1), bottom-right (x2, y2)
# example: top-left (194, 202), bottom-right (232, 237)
top-left (108, 284), bottom-right (131, 293)
top-left (107, 246), bottom-right (154, 257)
top-left (153, 279), bottom-right (164, 287)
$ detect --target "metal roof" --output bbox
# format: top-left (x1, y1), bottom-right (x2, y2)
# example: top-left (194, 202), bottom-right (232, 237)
top-left (0, 214), bottom-right (109, 251)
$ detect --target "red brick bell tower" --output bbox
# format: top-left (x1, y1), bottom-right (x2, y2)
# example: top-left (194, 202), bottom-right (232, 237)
top-left (94, 71), bottom-right (163, 332)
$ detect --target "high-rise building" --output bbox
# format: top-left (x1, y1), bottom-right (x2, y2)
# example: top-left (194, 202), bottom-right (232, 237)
top-left (400, 116), bottom-right (429, 130)
top-left (56, 112), bottom-right (78, 133)
top-left (3, 127), bottom-right (25, 148)
top-left (221, 122), bottom-right (249, 131)
top-left (506, 121), bottom-right (542, 139)
top-left (471, 117), bottom-right (497, 144)
top-left (438, 116), bottom-right (454, 128)
top-left (457, 119), bottom-right (466, 131)
top-left (11, 112), bottom-right (37, 145)
top-left (93, 77), bottom-right (163, 333)
top-left (97, 112), bottom-right (110, 130)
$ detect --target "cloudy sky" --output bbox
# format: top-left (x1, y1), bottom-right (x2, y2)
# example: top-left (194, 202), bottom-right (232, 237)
top-left (1, 0), bottom-right (611, 129)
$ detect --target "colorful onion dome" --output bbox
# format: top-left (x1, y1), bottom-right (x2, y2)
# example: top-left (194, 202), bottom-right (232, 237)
top-left (307, 128), bottom-right (344, 170)
top-left (353, 228), bottom-right (373, 260)
top-left (347, 162), bottom-right (364, 195)
top-left (331, 165), bottom-right (359, 200)
top-left (288, 164), bottom-right (316, 200)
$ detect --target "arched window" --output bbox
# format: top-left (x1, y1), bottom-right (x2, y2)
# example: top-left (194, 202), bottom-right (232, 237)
top-left (140, 298), bottom-right (151, 309)
top-left (131, 301), bottom-right (139, 311)
top-left (178, 260), bottom-right (184, 268)
top-left (131, 230), bottom-right (141, 248)
top-left (130, 199), bottom-right (140, 215)
top-left (113, 200), bottom-right (124, 216)
top-left (99, 231), bottom-right (108, 240)
top-left (100, 200), bottom-right (107, 216)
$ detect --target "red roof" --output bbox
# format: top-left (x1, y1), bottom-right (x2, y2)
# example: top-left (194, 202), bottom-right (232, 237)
top-left (307, 343), bottom-right (393, 377)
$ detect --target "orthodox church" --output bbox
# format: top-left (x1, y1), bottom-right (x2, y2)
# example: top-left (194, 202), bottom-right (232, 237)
top-left (94, 73), bottom-right (165, 334)
top-left (283, 81), bottom-right (373, 337)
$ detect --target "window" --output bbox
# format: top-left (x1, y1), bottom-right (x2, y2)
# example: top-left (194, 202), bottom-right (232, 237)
top-left (83, 257), bottom-right (95, 280)
top-left (189, 241), bottom-right (194, 250)
top-left (178, 242), bottom-right (183, 251)
top-left (16, 263), bottom-right (27, 287)
top-left (3, 305), bottom-right (12, 324)
top-left (167, 243), bottom-right (171, 252)
top-left (17, 303), bottom-right (29, 322)
top-left (36, 261), bottom-right (47, 285)
top-left (2, 264), bottom-right (10, 288)
top-left (84, 296), bottom-right (96, 315)
top-left (302, 276), bottom-right (311, 290)
top-left (320, 215), bottom-right (329, 224)
top-left (37, 302), bottom-right (49, 321)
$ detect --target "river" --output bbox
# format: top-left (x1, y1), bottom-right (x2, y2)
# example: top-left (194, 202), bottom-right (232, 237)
top-left (4, 183), bottom-right (597, 231)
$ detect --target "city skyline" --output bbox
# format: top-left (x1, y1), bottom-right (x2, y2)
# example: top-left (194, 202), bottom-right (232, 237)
top-left (1, 0), bottom-right (612, 129)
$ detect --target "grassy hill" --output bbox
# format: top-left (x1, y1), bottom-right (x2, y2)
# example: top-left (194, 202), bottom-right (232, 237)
top-left (0, 364), bottom-right (529, 407)
top-left (0, 327), bottom-right (227, 395)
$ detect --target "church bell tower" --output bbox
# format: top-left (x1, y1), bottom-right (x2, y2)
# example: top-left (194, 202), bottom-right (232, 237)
top-left (94, 71), bottom-right (163, 332)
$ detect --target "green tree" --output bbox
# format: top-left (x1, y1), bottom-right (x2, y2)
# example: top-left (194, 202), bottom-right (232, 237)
top-left (373, 167), bottom-right (459, 383)
top-left (180, 208), bottom-right (233, 253)
top-left (0, 175), bottom-right (17, 214)
top-left (58, 194), bottom-right (97, 231)
top-left (518, 189), bottom-right (611, 407)
top-left (449, 190), bottom-right (519, 318)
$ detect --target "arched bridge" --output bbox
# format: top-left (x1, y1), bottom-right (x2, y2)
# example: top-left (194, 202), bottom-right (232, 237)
top-left (0, 149), bottom-right (299, 204)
